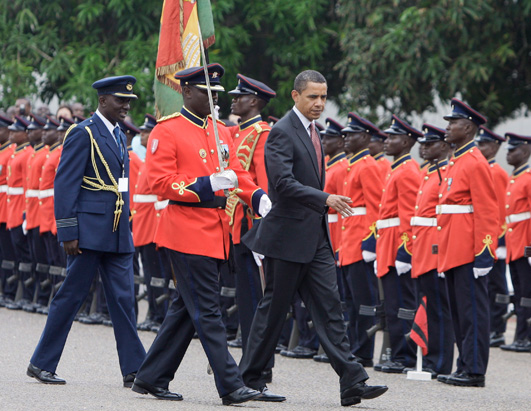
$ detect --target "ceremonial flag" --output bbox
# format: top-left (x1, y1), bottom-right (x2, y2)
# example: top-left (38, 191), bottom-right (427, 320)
top-left (154, 0), bottom-right (215, 117)
top-left (410, 296), bottom-right (428, 356)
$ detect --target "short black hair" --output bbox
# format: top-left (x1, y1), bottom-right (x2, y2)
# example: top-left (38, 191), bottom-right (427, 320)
top-left (294, 70), bottom-right (326, 93)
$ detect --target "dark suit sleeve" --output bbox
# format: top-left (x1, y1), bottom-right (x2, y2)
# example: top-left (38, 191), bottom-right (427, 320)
top-left (54, 124), bottom-right (90, 242)
top-left (265, 125), bottom-right (329, 213)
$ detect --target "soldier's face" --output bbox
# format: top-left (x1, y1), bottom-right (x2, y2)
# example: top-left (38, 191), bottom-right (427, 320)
top-left (230, 94), bottom-right (253, 117)
top-left (0, 127), bottom-right (9, 144)
top-left (477, 141), bottom-right (499, 160)
top-left (383, 133), bottom-right (406, 157)
top-left (420, 141), bottom-right (448, 162)
top-left (186, 86), bottom-right (217, 118)
top-left (140, 130), bottom-right (151, 148)
top-left (28, 128), bottom-right (43, 145)
top-left (100, 95), bottom-right (131, 124)
top-left (344, 132), bottom-right (369, 154)
top-left (445, 118), bottom-right (469, 144)
top-left (321, 135), bottom-right (343, 156)
top-left (507, 145), bottom-right (530, 167)
top-left (292, 82), bottom-right (327, 121)
top-left (9, 130), bottom-right (28, 145)
top-left (42, 129), bottom-right (59, 146)
top-left (368, 139), bottom-right (384, 156)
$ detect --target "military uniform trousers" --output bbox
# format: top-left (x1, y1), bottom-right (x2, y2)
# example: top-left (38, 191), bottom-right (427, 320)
top-left (445, 262), bottom-right (489, 375)
top-left (27, 227), bottom-right (51, 306)
top-left (139, 243), bottom-right (170, 323)
top-left (488, 257), bottom-right (508, 335)
top-left (10, 224), bottom-right (34, 301)
top-left (135, 250), bottom-right (244, 397)
top-left (240, 228), bottom-right (368, 392)
top-left (342, 260), bottom-right (379, 361)
top-left (380, 267), bottom-right (417, 367)
top-left (508, 258), bottom-right (531, 341)
top-left (417, 270), bottom-right (454, 374)
top-left (30, 249), bottom-right (146, 375)
top-left (0, 223), bottom-right (17, 299)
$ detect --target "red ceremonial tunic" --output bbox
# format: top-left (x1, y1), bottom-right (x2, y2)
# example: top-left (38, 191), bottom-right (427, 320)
top-left (132, 162), bottom-right (161, 247)
top-left (411, 160), bottom-right (448, 278)
top-left (0, 142), bottom-right (15, 224)
top-left (437, 141), bottom-right (499, 273)
top-left (39, 143), bottom-right (62, 234)
top-left (373, 152), bottom-right (391, 182)
top-left (505, 164), bottom-right (531, 262)
top-left (323, 152), bottom-right (348, 255)
top-left (6, 143), bottom-right (33, 229)
top-left (227, 116), bottom-right (270, 245)
top-left (376, 154), bottom-right (421, 277)
top-left (146, 109), bottom-right (264, 259)
top-left (339, 149), bottom-right (382, 266)
top-left (128, 147), bottom-right (143, 212)
top-left (488, 159), bottom-right (510, 241)
top-left (25, 143), bottom-right (49, 230)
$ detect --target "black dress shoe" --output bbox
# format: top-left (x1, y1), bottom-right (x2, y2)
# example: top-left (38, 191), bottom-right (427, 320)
top-left (253, 386), bottom-right (286, 402)
top-left (137, 319), bottom-right (155, 331)
top-left (280, 345), bottom-right (317, 359)
top-left (341, 382), bottom-right (388, 406)
top-left (123, 372), bottom-right (136, 388)
top-left (275, 343), bottom-right (287, 353)
top-left (313, 353), bottom-right (330, 363)
top-left (27, 363), bottom-right (66, 384)
top-left (221, 386), bottom-right (261, 406)
top-left (439, 372), bottom-right (485, 387)
top-left (228, 337), bottom-right (242, 348)
top-left (132, 378), bottom-right (183, 400)
top-left (79, 313), bottom-right (104, 325)
top-left (150, 323), bottom-right (161, 333)
top-left (380, 361), bottom-right (406, 373)
top-left (500, 339), bottom-right (531, 352)
top-left (489, 332), bottom-right (505, 347)
top-left (261, 369), bottom-right (273, 384)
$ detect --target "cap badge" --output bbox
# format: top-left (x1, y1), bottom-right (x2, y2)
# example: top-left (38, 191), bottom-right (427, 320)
top-left (126, 83), bottom-right (133, 91)
top-left (212, 72), bottom-right (218, 78)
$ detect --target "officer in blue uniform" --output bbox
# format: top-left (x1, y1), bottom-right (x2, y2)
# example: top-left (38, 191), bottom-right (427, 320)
top-left (27, 75), bottom-right (146, 386)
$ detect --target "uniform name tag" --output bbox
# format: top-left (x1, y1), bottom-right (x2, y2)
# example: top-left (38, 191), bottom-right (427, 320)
top-left (118, 178), bottom-right (129, 192)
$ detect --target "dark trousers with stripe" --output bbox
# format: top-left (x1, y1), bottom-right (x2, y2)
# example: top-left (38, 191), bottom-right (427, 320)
top-left (488, 258), bottom-right (508, 334)
top-left (27, 228), bottom-right (51, 305)
top-left (30, 249), bottom-right (146, 375)
top-left (508, 258), bottom-right (531, 341)
top-left (139, 243), bottom-right (169, 323)
top-left (380, 267), bottom-right (417, 367)
top-left (0, 223), bottom-right (17, 299)
top-left (343, 260), bottom-right (379, 361)
top-left (446, 262), bottom-right (489, 375)
top-left (136, 250), bottom-right (243, 397)
top-left (417, 269), bottom-right (454, 374)
top-left (10, 224), bottom-right (33, 301)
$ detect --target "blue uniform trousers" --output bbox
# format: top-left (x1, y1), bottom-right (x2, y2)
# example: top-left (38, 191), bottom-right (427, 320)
top-left (487, 258), bottom-right (508, 334)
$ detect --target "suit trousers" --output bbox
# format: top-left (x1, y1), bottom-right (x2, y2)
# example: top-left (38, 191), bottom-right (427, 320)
top-left (30, 249), bottom-right (145, 375)
top-left (135, 250), bottom-right (243, 397)
top-left (0, 223), bottom-right (17, 299)
top-left (240, 229), bottom-right (368, 392)
top-left (417, 270), bottom-right (454, 374)
top-left (508, 258), bottom-right (531, 341)
top-left (487, 258), bottom-right (508, 334)
top-left (380, 267), bottom-right (417, 367)
top-left (343, 260), bottom-right (379, 361)
top-left (446, 262), bottom-right (489, 375)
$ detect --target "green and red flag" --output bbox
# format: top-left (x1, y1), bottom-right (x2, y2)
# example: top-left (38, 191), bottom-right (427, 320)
top-left (154, 0), bottom-right (215, 118)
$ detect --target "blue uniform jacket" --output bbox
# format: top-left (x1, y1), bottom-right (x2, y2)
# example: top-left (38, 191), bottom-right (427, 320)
top-left (54, 114), bottom-right (134, 253)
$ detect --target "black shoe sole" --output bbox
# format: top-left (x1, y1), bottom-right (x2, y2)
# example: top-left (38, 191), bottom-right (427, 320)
top-left (26, 369), bottom-right (66, 385)
top-left (361, 386), bottom-right (388, 400)
top-left (253, 396), bottom-right (286, 402)
top-left (131, 383), bottom-right (183, 401)
top-left (222, 392), bottom-right (262, 406)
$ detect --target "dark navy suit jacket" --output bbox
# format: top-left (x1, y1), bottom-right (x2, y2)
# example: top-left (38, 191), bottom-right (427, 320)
top-left (54, 114), bottom-right (134, 253)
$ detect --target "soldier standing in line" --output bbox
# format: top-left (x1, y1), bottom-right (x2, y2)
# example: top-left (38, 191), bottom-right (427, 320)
top-left (374, 115), bottom-right (422, 373)
top-left (500, 133), bottom-right (531, 353)
top-left (408, 124), bottom-right (454, 378)
top-left (475, 126), bottom-right (510, 348)
top-left (436, 99), bottom-right (499, 387)
top-left (368, 129), bottom-right (391, 181)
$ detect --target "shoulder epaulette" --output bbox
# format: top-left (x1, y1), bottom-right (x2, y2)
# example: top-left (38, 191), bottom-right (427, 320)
top-left (62, 123), bottom-right (78, 143)
top-left (253, 122), bottom-right (271, 134)
top-left (157, 112), bottom-right (181, 123)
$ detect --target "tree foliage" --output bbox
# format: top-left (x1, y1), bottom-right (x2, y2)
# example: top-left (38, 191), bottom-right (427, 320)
top-left (337, 0), bottom-right (531, 126)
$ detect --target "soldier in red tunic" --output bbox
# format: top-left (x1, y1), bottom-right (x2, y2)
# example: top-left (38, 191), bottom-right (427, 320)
top-left (436, 99), bottom-right (499, 387)
top-left (501, 133), bottom-right (531, 353)
top-left (409, 124), bottom-right (454, 377)
top-left (475, 126), bottom-right (510, 348)
top-left (375, 115), bottom-right (422, 373)
top-left (368, 128), bottom-right (391, 181)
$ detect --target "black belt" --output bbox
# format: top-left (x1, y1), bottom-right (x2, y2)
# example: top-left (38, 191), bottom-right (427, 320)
top-left (168, 196), bottom-right (227, 209)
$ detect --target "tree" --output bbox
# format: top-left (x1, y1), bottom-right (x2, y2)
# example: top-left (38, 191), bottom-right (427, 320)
top-left (337, 0), bottom-right (531, 126)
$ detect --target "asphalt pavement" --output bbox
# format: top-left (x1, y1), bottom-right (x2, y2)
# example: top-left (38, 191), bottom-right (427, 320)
top-left (1, 302), bottom-right (529, 410)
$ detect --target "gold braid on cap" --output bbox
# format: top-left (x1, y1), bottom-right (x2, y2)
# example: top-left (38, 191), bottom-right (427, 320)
top-left (81, 126), bottom-right (124, 232)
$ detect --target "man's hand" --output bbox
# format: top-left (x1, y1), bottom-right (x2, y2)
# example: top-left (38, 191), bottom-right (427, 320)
top-left (210, 170), bottom-right (238, 192)
top-left (63, 240), bottom-right (82, 255)
top-left (258, 194), bottom-right (272, 218)
top-left (326, 194), bottom-right (354, 218)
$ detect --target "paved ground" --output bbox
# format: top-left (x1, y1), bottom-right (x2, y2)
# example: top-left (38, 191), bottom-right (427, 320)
top-left (1, 302), bottom-right (529, 410)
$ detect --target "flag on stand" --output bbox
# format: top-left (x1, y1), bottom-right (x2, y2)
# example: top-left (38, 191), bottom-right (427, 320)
top-left (410, 296), bottom-right (428, 356)
top-left (154, 0), bottom-right (215, 118)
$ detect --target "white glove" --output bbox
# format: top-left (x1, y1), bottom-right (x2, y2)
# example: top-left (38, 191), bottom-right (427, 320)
top-left (258, 194), bottom-right (271, 217)
top-left (22, 219), bottom-right (27, 235)
top-left (495, 246), bottom-right (507, 260)
top-left (252, 251), bottom-right (264, 267)
top-left (362, 250), bottom-right (376, 263)
top-left (395, 260), bottom-right (412, 275)
top-left (214, 105), bottom-right (220, 120)
top-left (528, 257), bottom-right (531, 267)
top-left (373, 260), bottom-right (378, 276)
top-left (209, 170), bottom-right (237, 192)
top-left (438, 272), bottom-right (446, 279)
top-left (473, 267), bottom-right (492, 279)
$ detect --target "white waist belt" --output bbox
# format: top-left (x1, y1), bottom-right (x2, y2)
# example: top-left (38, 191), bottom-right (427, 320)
top-left (0, 185), bottom-right (7, 193)
top-left (154, 200), bottom-right (169, 210)
top-left (410, 216), bottom-right (437, 227)
top-left (25, 189), bottom-right (40, 198)
top-left (506, 211), bottom-right (531, 224)
top-left (342, 207), bottom-right (367, 218)
top-left (376, 217), bottom-right (400, 229)
top-left (133, 194), bottom-right (157, 203)
top-left (436, 204), bottom-right (474, 215)
top-left (328, 214), bottom-right (338, 223)
top-left (7, 187), bottom-right (24, 195)
top-left (39, 188), bottom-right (54, 199)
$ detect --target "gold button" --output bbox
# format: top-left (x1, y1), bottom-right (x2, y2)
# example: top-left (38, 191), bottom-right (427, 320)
top-left (415, 205), bottom-right (419, 210)
top-left (216, 167), bottom-right (220, 171)
top-left (424, 176), bottom-right (429, 181)
top-left (444, 178), bottom-right (448, 181)
top-left (506, 204), bottom-right (510, 209)
top-left (376, 234), bottom-right (380, 238)
top-left (507, 192), bottom-right (511, 196)
top-left (347, 168), bottom-right (351, 171)
top-left (508, 228), bottom-right (513, 232)
top-left (382, 188), bottom-right (385, 192)
top-left (211, 149), bottom-right (215, 154)
top-left (379, 204), bottom-right (382, 207)
top-left (344, 182), bottom-right (347, 185)
top-left (203, 159), bottom-right (207, 163)
top-left (450, 161), bottom-right (454, 166)
top-left (510, 180), bottom-right (514, 184)
top-left (206, 132), bottom-right (209, 136)
top-left (437, 226), bottom-right (442, 231)
top-left (39, 201), bottom-right (42, 205)
top-left (412, 235), bottom-right (417, 240)
top-left (235, 133), bottom-right (239, 138)
top-left (341, 226), bottom-right (345, 230)
top-left (438, 194), bottom-right (442, 198)
top-left (419, 190), bottom-right (422, 194)
top-left (156, 213), bottom-right (160, 217)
